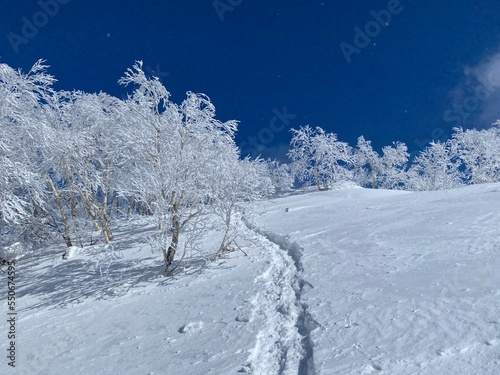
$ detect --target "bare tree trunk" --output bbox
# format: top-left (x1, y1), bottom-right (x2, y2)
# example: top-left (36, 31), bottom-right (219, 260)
top-left (99, 208), bottom-right (113, 244)
top-left (216, 232), bottom-right (230, 259)
top-left (107, 193), bottom-right (115, 221)
top-left (312, 166), bottom-right (322, 191)
top-left (47, 176), bottom-right (73, 247)
top-left (369, 163), bottom-right (378, 189)
top-left (164, 215), bottom-right (180, 274)
top-left (70, 197), bottom-right (78, 220)
top-left (115, 196), bottom-right (120, 218)
top-left (215, 210), bottom-right (232, 260)
top-left (79, 189), bottom-right (114, 244)
top-left (98, 188), bottom-right (113, 243)
top-left (82, 195), bottom-right (100, 232)
top-left (127, 198), bottom-right (136, 219)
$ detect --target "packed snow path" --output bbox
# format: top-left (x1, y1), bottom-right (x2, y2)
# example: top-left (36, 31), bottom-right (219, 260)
top-left (243, 219), bottom-right (319, 374)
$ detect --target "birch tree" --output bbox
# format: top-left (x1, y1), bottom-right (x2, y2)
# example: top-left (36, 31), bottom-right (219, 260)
top-left (0, 60), bottom-right (54, 246)
top-left (355, 137), bottom-right (409, 189)
top-left (288, 126), bottom-right (354, 190)
top-left (451, 127), bottom-right (500, 184)
top-left (119, 62), bottom-right (239, 274)
top-left (408, 141), bottom-right (463, 191)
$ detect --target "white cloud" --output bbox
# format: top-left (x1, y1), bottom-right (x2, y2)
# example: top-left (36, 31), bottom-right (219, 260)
top-left (462, 52), bottom-right (500, 127)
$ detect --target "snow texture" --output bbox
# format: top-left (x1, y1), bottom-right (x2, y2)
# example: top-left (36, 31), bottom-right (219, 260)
top-left (1, 184), bottom-right (500, 374)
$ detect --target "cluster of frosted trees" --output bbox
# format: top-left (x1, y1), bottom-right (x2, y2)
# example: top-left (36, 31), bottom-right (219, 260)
top-left (288, 124), bottom-right (500, 191)
top-left (3, 60), bottom-right (500, 272)
top-left (0, 60), bottom-right (285, 273)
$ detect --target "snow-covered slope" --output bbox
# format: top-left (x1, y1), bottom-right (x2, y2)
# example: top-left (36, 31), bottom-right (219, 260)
top-left (253, 184), bottom-right (500, 374)
top-left (1, 184), bottom-right (500, 374)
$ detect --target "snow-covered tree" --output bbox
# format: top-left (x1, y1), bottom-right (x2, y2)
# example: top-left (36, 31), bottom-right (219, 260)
top-left (354, 137), bottom-right (409, 189)
top-left (451, 127), bottom-right (500, 184)
top-left (36, 90), bottom-right (118, 248)
top-left (211, 157), bottom-right (273, 259)
top-left (0, 60), bottom-right (55, 247)
top-left (288, 126), bottom-right (354, 190)
top-left (354, 136), bottom-right (381, 188)
top-left (407, 141), bottom-right (463, 191)
top-left (59, 91), bottom-right (130, 244)
top-left (264, 159), bottom-right (294, 195)
top-left (119, 61), bottom-right (240, 273)
top-left (379, 141), bottom-right (409, 189)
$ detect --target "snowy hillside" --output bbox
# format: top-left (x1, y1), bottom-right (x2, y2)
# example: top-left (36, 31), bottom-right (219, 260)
top-left (254, 184), bottom-right (500, 374)
top-left (2, 184), bottom-right (500, 374)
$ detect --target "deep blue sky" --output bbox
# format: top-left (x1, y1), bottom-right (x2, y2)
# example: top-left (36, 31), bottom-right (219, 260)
top-left (2, 0), bottom-right (500, 160)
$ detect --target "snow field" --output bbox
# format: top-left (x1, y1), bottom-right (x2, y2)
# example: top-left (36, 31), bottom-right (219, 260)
top-left (2, 183), bottom-right (500, 374)
top-left (0, 221), bottom-right (271, 374)
top-left (254, 184), bottom-right (500, 374)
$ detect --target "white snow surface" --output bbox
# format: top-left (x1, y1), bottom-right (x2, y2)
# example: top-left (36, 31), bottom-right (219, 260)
top-left (2, 184), bottom-right (500, 374)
